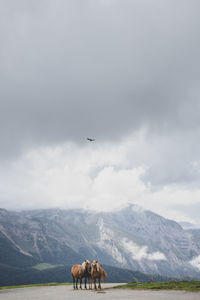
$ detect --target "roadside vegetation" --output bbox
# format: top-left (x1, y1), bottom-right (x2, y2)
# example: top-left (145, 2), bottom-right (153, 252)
top-left (0, 282), bottom-right (72, 290)
top-left (115, 281), bottom-right (200, 292)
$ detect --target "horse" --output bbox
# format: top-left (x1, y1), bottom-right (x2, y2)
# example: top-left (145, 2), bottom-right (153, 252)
top-left (71, 260), bottom-right (90, 289)
top-left (91, 260), bottom-right (107, 290)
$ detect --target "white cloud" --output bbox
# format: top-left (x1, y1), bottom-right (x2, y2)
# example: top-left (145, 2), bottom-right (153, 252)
top-left (190, 255), bottom-right (200, 271)
top-left (122, 239), bottom-right (166, 261)
top-left (0, 141), bottom-right (146, 211)
top-left (0, 135), bottom-right (200, 226)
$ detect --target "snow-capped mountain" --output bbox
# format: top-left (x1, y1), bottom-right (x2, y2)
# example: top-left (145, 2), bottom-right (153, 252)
top-left (0, 205), bottom-right (200, 277)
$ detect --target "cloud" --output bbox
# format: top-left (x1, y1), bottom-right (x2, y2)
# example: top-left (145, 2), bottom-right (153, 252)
top-left (97, 218), bottom-right (166, 263)
top-left (190, 255), bottom-right (200, 271)
top-left (0, 0), bottom-right (200, 159)
top-left (122, 239), bottom-right (166, 261)
top-left (0, 1), bottom-right (200, 224)
top-left (0, 141), bottom-right (145, 211)
top-left (0, 140), bottom-right (200, 225)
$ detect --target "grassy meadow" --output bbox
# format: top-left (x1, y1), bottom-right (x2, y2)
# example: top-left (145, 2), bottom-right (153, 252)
top-left (115, 281), bottom-right (200, 292)
top-left (32, 263), bottom-right (64, 271)
top-left (0, 282), bottom-right (72, 290)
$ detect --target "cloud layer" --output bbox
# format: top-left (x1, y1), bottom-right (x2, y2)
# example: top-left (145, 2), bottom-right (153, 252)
top-left (122, 239), bottom-right (166, 261)
top-left (1, 0), bottom-right (200, 155)
top-left (0, 1), bottom-right (200, 223)
top-left (0, 140), bottom-right (200, 225)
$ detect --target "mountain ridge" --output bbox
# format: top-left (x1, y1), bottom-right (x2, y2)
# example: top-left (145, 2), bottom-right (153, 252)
top-left (0, 205), bottom-right (200, 278)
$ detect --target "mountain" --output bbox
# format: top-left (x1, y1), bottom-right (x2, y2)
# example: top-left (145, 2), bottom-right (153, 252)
top-left (0, 205), bottom-right (200, 280)
top-left (0, 231), bottom-right (37, 268)
top-left (179, 221), bottom-right (200, 230)
top-left (186, 229), bottom-right (200, 245)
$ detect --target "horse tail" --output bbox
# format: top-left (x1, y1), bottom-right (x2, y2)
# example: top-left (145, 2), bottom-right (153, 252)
top-left (101, 270), bottom-right (107, 281)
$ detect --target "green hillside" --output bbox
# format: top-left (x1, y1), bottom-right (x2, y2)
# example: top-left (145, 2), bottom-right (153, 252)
top-left (0, 264), bottom-right (68, 287)
top-left (0, 232), bottom-right (38, 268)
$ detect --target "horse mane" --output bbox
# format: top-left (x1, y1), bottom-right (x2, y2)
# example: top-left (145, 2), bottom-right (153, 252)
top-left (81, 261), bottom-right (86, 271)
top-left (96, 262), bottom-right (100, 272)
top-left (81, 260), bottom-right (90, 273)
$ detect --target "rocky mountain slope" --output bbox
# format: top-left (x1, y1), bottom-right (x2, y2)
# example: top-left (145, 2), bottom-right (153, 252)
top-left (0, 205), bottom-right (200, 278)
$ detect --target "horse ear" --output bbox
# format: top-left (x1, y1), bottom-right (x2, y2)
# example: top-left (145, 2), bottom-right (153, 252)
top-left (85, 260), bottom-right (86, 262)
top-left (96, 260), bottom-right (98, 263)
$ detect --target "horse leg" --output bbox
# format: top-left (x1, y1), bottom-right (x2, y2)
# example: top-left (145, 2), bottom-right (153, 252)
top-left (89, 277), bottom-right (92, 290)
top-left (72, 276), bottom-right (75, 289)
top-left (85, 277), bottom-right (87, 289)
top-left (80, 278), bottom-right (82, 289)
top-left (75, 277), bottom-right (78, 289)
top-left (98, 278), bottom-right (101, 290)
top-left (94, 278), bottom-right (97, 290)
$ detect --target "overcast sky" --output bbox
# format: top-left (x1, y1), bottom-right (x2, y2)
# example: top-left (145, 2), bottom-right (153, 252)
top-left (1, 0), bottom-right (200, 225)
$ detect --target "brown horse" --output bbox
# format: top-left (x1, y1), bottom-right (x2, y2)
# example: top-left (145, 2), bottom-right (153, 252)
top-left (71, 260), bottom-right (90, 289)
top-left (91, 260), bottom-right (107, 290)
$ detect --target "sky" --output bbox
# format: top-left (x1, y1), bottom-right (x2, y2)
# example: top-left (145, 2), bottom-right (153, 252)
top-left (1, 0), bottom-right (200, 225)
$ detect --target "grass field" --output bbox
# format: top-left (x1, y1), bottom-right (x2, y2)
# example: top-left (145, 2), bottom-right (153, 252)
top-left (115, 281), bottom-right (200, 292)
top-left (0, 282), bottom-right (72, 290)
top-left (32, 263), bottom-right (64, 270)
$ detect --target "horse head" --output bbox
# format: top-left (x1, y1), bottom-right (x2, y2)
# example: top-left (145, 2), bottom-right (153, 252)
top-left (91, 260), bottom-right (100, 272)
top-left (82, 259), bottom-right (91, 275)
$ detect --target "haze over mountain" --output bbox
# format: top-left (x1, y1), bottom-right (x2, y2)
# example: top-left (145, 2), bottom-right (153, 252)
top-left (1, 205), bottom-right (200, 280)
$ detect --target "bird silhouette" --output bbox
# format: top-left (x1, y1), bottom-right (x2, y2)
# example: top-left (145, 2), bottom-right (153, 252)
top-left (87, 138), bottom-right (95, 142)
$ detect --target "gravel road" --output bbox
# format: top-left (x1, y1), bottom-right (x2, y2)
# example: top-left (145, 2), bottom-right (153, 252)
top-left (0, 283), bottom-right (199, 300)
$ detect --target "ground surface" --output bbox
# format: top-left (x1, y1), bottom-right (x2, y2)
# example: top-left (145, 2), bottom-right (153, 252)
top-left (0, 283), bottom-right (200, 300)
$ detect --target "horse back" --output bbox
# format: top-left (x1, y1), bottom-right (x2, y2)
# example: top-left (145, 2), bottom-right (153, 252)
top-left (71, 264), bottom-right (83, 278)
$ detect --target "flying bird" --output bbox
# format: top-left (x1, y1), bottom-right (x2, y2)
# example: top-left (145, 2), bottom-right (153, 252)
top-left (87, 138), bottom-right (95, 142)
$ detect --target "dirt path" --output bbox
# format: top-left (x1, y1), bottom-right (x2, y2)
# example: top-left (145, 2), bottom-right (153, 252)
top-left (0, 284), bottom-right (199, 300)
